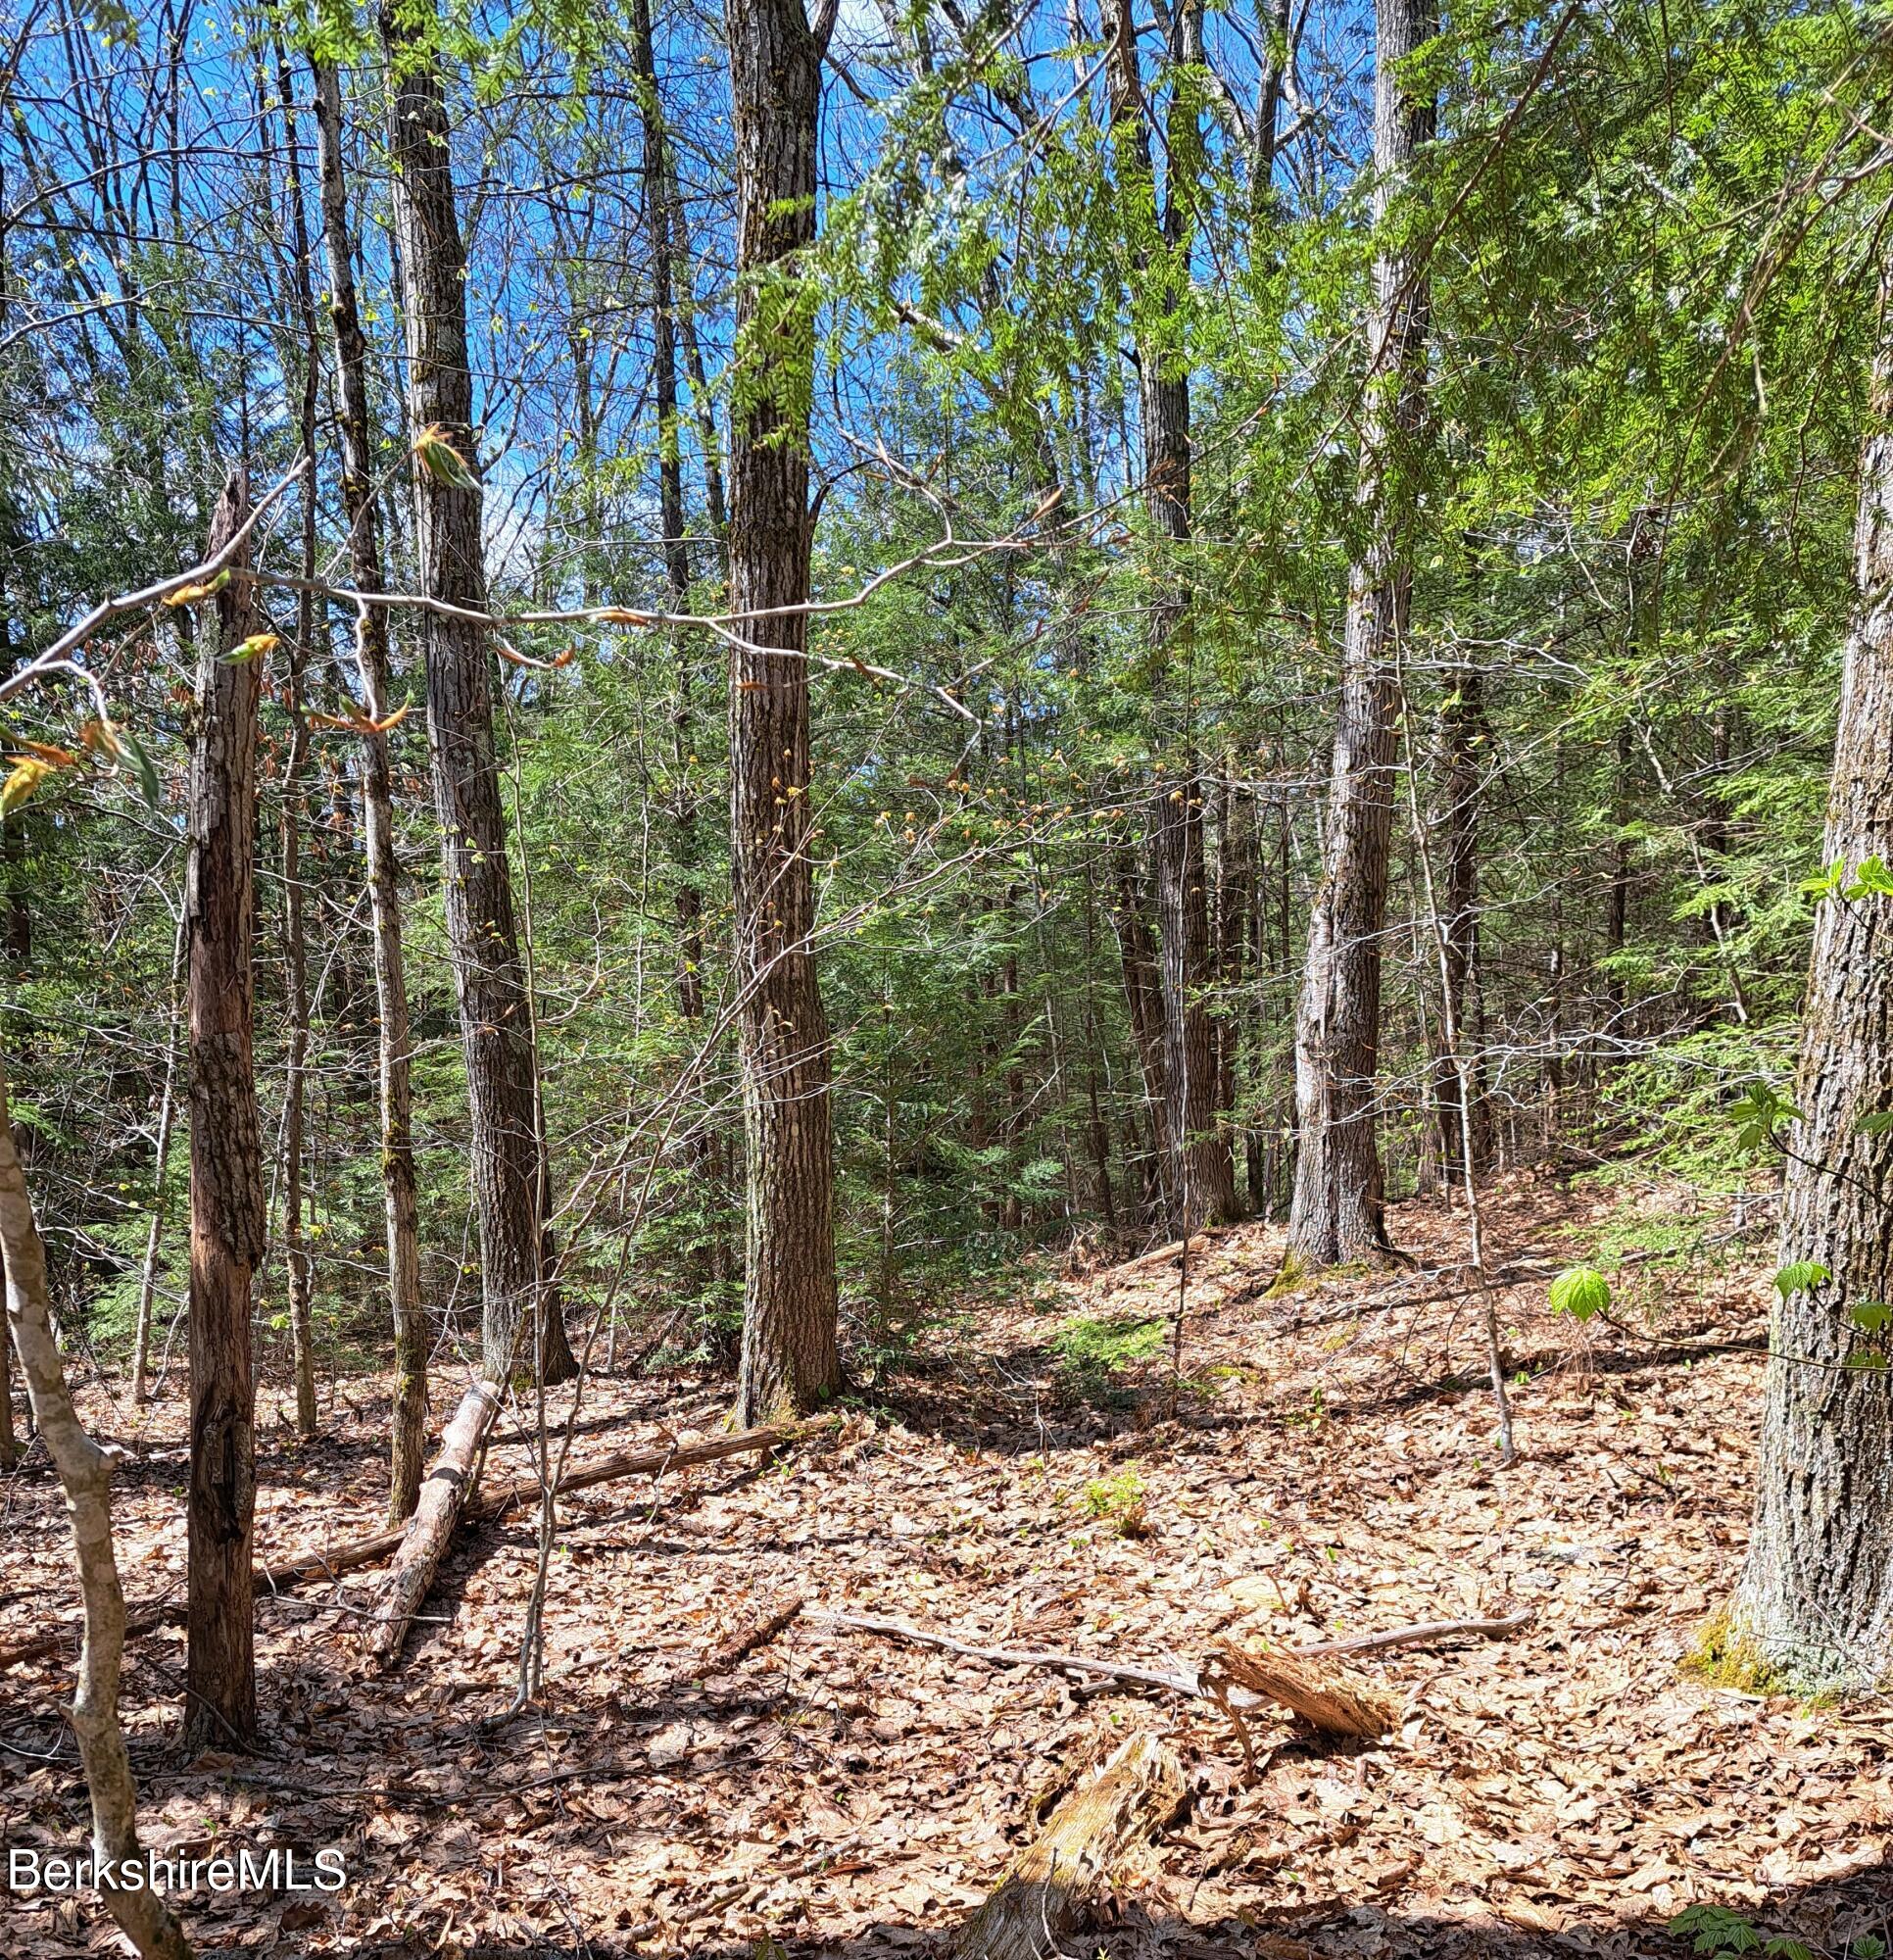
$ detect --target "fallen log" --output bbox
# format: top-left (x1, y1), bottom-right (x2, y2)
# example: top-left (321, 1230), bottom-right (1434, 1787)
top-left (952, 1730), bottom-right (1183, 1960)
top-left (364, 1381), bottom-right (504, 1666)
top-left (1, 1421), bottom-right (818, 1674)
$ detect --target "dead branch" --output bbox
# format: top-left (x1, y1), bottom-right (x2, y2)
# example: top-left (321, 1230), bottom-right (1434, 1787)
top-left (1298, 1610), bottom-right (1531, 1657)
top-left (805, 1605), bottom-right (1529, 1707)
top-left (697, 1593), bottom-right (806, 1676)
top-left (2, 1422), bottom-right (825, 1675)
top-left (805, 1609), bottom-right (1202, 1696)
top-left (361, 1381), bottom-right (504, 1668)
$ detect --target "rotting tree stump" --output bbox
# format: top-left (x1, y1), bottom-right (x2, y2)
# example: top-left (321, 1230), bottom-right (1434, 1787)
top-left (952, 1730), bottom-right (1184, 1960)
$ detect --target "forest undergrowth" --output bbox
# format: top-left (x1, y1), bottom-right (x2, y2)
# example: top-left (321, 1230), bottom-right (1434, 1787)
top-left (5, 1173), bottom-right (1890, 1959)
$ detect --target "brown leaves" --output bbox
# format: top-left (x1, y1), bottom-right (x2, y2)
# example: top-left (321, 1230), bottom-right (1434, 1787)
top-left (307, 704), bottom-right (413, 736)
top-left (9, 1179), bottom-right (1886, 1959)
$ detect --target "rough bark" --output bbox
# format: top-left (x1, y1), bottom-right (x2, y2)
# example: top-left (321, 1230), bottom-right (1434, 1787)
top-left (312, 55), bottom-right (428, 1519)
top-left (184, 469), bottom-right (263, 1754)
top-left (277, 67), bottom-right (320, 1440)
top-left (130, 912), bottom-right (186, 1406)
top-left (365, 7), bottom-right (555, 1646)
top-left (1110, 847), bottom-right (1176, 1226)
top-left (1735, 260), bottom-right (1893, 1690)
top-left (0, 1055), bottom-right (194, 1958)
top-left (1107, 0), bottom-right (1238, 1235)
top-left (1432, 656), bottom-right (1489, 1181)
top-left (727, 0), bottom-right (842, 1425)
top-left (951, 1732), bottom-right (1183, 1960)
top-left (379, 6), bottom-right (556, 1381)
top-left (1283, 0), bottom-right (1433, 1273)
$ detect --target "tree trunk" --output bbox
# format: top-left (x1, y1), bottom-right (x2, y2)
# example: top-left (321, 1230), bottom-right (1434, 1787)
top-left (312, 55), bottom-right (428, 1521)
top-left (277, 70), bottom-right (320, 1439)
top-left (1432, 654), bottom-right (1488, 1182)
top-left (1215, 772), bottom-right (1247, 1134)
top-left (1282, 0), bottom-right (1433, 1274)
top-left (630, 0), bottom-right (720, 1291)
top-left (1000, 899), bottom-right (1026, 1232)
top-left (1734, 260), bottom-right (1893, 1690)
top-left (380, 7), bottom-right (543, 1382)
top-left (727, 0), bottom-right (841, 1425)
top-left (1080, 846), bottom-right (1118, 1230)
top-left (951, 1732), bottom-right (1183, 1960)
top-left (661, 144), bottom-right (729, 564)
top-left (1151, 779), bottom-right (1240, 1231)
top-left (0, 1054), bottom-right (195, 1959)
top-left (1110, 847), bottom-right (1176, 1228)
top-left (1107, 0), bottom-right (1238, 1235)
top-left (364, 8), bottom-right (556, 1651)
top-left (184, 470), bottom-right (264, 1754)
top-left (130, 910), bottom-right (186, 1406)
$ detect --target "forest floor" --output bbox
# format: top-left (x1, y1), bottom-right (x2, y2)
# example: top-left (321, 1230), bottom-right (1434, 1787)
top-left (5, 1169), bottom-right (1893, 1958)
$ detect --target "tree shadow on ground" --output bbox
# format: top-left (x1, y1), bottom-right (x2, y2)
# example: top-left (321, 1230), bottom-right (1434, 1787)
top-left (312, 1852), bottom-right (1893, 1958)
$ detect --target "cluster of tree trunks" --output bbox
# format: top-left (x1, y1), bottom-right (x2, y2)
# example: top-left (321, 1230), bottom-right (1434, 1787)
top-left (310, 55), bottom-right (429, 1523)
top-left (1282, 0), bottom-right (1434, 1274)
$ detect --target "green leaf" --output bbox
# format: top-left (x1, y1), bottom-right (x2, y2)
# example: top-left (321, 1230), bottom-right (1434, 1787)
top-left (218, 631), bottom-right (278, 665)
top-left (414, 423), bottom-right (480, 489)
top-left (1801, 859), bottom-right (1845, 899)
top-left (1549, 1267), bottom-right (1611, 1322)
top-left (1669, 1905), bottom-right (1763, 1954)
top-left (117, 729), bottom-right (161, 808)
top-left (1772, 1261), bottom-right (1829, 1298)
top-left (1844, 855), bottom-right (1893, 901)
top-left (1856, 1113), bottom-right (1893, 1136)
top-left (1849, 1302), bottom-right (1892, 1333)
top-left (1851, 1937), bottom-right (1885, 1959)
top-left (1729, 1081), bottom-right (1804, 1153)
top-left (1846, 1351), bottom-right (1888, 1372)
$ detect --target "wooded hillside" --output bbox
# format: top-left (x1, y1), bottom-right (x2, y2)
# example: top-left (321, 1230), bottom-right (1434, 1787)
top-left (3, 0), bottom-right (1892, 1952)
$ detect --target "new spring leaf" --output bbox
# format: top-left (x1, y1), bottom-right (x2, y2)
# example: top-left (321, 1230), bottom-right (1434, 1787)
top-left (1548, 1267), bottom-right (1610, 1322)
